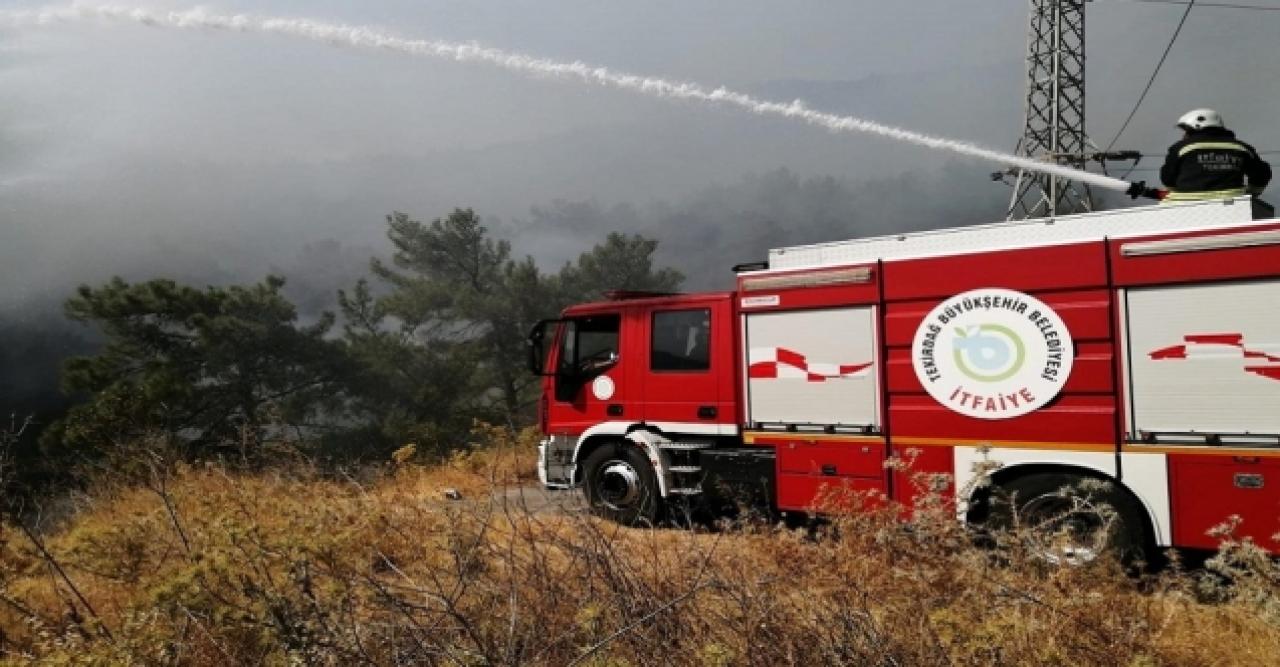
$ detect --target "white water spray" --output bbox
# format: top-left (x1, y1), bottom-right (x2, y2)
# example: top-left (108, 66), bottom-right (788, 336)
top-left (1, 4), bottom-right (1135, 194)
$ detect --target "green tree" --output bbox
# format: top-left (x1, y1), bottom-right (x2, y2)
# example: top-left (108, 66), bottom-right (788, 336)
top-left (0, 415), bottom-right (32, 503)
top-left (341, 209), bottom-right (552, 449)
top-left (556, 231), bottom-right (684, 303)
top-left (49, 276), bottom-right (345, 460)
top-left (343, 209), bottom-right (684, 450)
top-left (337, 275), bottom-right (489, 454)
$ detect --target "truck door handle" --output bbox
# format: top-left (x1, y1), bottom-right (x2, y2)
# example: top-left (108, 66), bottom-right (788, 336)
top-left (821, 464), bottom-right (838, 476)
top-left (607, 404), bottom-right (624, 417)
top-left (697, 406), bottom-right (717, 419)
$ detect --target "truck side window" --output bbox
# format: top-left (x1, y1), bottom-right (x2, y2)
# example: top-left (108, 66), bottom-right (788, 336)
top-left (559, 315), bottom-right (621, 375)
top-left (652, 309), bottom-right (711, 372)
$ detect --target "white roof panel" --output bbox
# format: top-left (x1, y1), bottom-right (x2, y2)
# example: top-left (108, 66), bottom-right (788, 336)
top-left (766, 198), bottom-right (1259, 272)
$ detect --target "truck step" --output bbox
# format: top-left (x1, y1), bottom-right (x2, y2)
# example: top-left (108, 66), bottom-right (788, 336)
top-left (659, 441), bottom-right (714, 451)
top-left (666, 487), bottom-right (703, 495)
top-left (668, 466), bottom-right (702, 473)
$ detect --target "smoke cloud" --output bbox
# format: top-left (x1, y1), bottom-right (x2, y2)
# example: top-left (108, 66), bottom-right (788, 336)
top-left (1, 0), bottom-right (1276, 415)
top-left (1, 4), bottom-right (1131, 191)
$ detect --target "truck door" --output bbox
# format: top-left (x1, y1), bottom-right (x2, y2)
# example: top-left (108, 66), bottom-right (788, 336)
top-left (640, 299), bottom-right (733, 433)
top-left (1123, 278), bottom-right (1280, 547)
top-left (1113, 220), bottom-right (1280, 550)
top-left (545, 310), bottom-right (642, 437)
top-left (744, 305), bottom-right (885, 511)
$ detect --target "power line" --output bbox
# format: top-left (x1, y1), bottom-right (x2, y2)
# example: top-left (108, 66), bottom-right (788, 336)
top-left (1098, 0), bottom-right (1280, 11)
top-left (1103, 0), bottom-right (1197, 154)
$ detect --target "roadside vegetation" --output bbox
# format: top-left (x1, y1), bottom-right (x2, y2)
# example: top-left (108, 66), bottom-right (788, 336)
top-left (3, 424), bottom-right (1279, 665)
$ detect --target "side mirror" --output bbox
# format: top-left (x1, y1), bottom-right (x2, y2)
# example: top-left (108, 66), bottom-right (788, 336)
top-left (526, 319), bottom-right (562, 376)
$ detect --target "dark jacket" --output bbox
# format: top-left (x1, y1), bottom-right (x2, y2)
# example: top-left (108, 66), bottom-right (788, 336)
top-left (1161, 127), bottom-right (1271, 200)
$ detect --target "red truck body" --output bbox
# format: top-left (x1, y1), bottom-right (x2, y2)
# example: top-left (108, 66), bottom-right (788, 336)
top-left (534, 198), bottom-right (1280, 553)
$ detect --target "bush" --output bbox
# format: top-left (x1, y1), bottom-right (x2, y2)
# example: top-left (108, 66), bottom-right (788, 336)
top-left (2, 428), bottom-right (1279, 665)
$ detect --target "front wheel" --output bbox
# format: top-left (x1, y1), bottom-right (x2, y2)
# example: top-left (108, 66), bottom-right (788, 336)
top-left (582, 442), bottom-right (660, 525)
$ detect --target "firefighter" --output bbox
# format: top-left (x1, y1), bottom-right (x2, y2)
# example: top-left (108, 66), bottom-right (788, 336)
top-left (1160, 108), bottom-right (1271, 203)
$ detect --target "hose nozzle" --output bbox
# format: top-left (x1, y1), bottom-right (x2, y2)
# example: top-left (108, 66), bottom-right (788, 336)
top-left (1126, 181), bottom-right (1164, 201)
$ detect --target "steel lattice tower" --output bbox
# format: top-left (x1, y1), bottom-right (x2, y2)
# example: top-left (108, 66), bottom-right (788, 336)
top-left (1007, 0), bottom-right (1095, 220)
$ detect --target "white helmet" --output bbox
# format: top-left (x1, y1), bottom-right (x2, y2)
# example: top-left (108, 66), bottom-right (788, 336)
top-left (1177, 108), bottom-right (1224, 131)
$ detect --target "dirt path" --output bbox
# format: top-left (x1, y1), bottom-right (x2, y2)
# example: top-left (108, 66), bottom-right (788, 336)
top-left (495, 484), bottom-right (587, 516)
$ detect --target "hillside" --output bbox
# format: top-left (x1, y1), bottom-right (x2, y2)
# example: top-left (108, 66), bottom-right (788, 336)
top-left (2, 427), bottom-right (1279, 665)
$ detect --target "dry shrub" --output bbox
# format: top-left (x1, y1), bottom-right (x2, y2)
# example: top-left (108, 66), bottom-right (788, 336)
top-left (1, 430), bottom-right (1279, 665)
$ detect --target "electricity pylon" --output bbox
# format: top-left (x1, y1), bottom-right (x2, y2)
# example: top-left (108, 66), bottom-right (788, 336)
top-left (1005, 0), bottom-right (1096, 220)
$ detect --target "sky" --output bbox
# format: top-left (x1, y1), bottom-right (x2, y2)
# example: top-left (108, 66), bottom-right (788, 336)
top-left (1, 0), bottom-right (1278, 316)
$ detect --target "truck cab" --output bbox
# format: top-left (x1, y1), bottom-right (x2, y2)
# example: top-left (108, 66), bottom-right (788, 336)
top-left (528, 291), bottom-right (738, 521)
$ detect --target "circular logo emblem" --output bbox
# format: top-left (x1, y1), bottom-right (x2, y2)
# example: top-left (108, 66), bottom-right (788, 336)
top-left (911, 288), bottom-right (1073, 419)
top-left (592, 375), bottom-right (616, 401)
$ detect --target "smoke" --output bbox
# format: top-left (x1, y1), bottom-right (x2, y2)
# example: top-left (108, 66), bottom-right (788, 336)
top-left (511, 164), bottom-right (1013, 290)
top-left (0, 4), bottom-right (1133, 194)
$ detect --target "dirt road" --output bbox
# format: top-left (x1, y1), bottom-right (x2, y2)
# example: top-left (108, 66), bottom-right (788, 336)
top-left (495, 484), bottom-right (587, 516)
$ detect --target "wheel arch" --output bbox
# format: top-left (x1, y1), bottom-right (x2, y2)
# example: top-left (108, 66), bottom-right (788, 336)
top-left (571, 422), bottom-right (669, 495)
top-left (967, 462), bottom-right (1158, 553)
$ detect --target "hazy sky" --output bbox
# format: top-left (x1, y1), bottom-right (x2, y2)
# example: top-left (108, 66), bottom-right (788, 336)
top-left (2, 0), bottom-right (1278, 311)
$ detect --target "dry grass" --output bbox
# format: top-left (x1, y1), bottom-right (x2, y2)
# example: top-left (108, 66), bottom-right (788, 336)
top-left (2, 427), bottom-right (1280, 665)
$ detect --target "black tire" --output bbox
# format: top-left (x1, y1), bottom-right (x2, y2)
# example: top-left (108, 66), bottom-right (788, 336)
top-left (983, 472), bottom-right (1149, 566)
top-left (582, 442), bottom-right (660, 525)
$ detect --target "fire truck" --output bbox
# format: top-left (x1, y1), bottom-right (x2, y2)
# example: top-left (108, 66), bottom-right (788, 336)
top-left (527, 197), bottom-right (1280, 558)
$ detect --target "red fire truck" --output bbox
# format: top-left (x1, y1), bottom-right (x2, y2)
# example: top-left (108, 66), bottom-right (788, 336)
top-left (528, 197), bottom-right (1280, 557)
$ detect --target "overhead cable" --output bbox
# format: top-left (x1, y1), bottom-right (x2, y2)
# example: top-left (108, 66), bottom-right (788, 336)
top-left (1099, 0), bottom-right (1280, 11)
top-left (1103, 0), bottom-right (1197, 154)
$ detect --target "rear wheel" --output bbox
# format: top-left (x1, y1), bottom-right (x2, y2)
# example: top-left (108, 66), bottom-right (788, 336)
top-left (582, 442), bottom-right (660, 525)
top-left (983, 472), bottom-right (1149, 566)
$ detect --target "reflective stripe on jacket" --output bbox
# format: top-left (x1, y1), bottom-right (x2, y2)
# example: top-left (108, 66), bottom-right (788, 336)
top-left (1161, 187), bottom-right (1248, 204)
